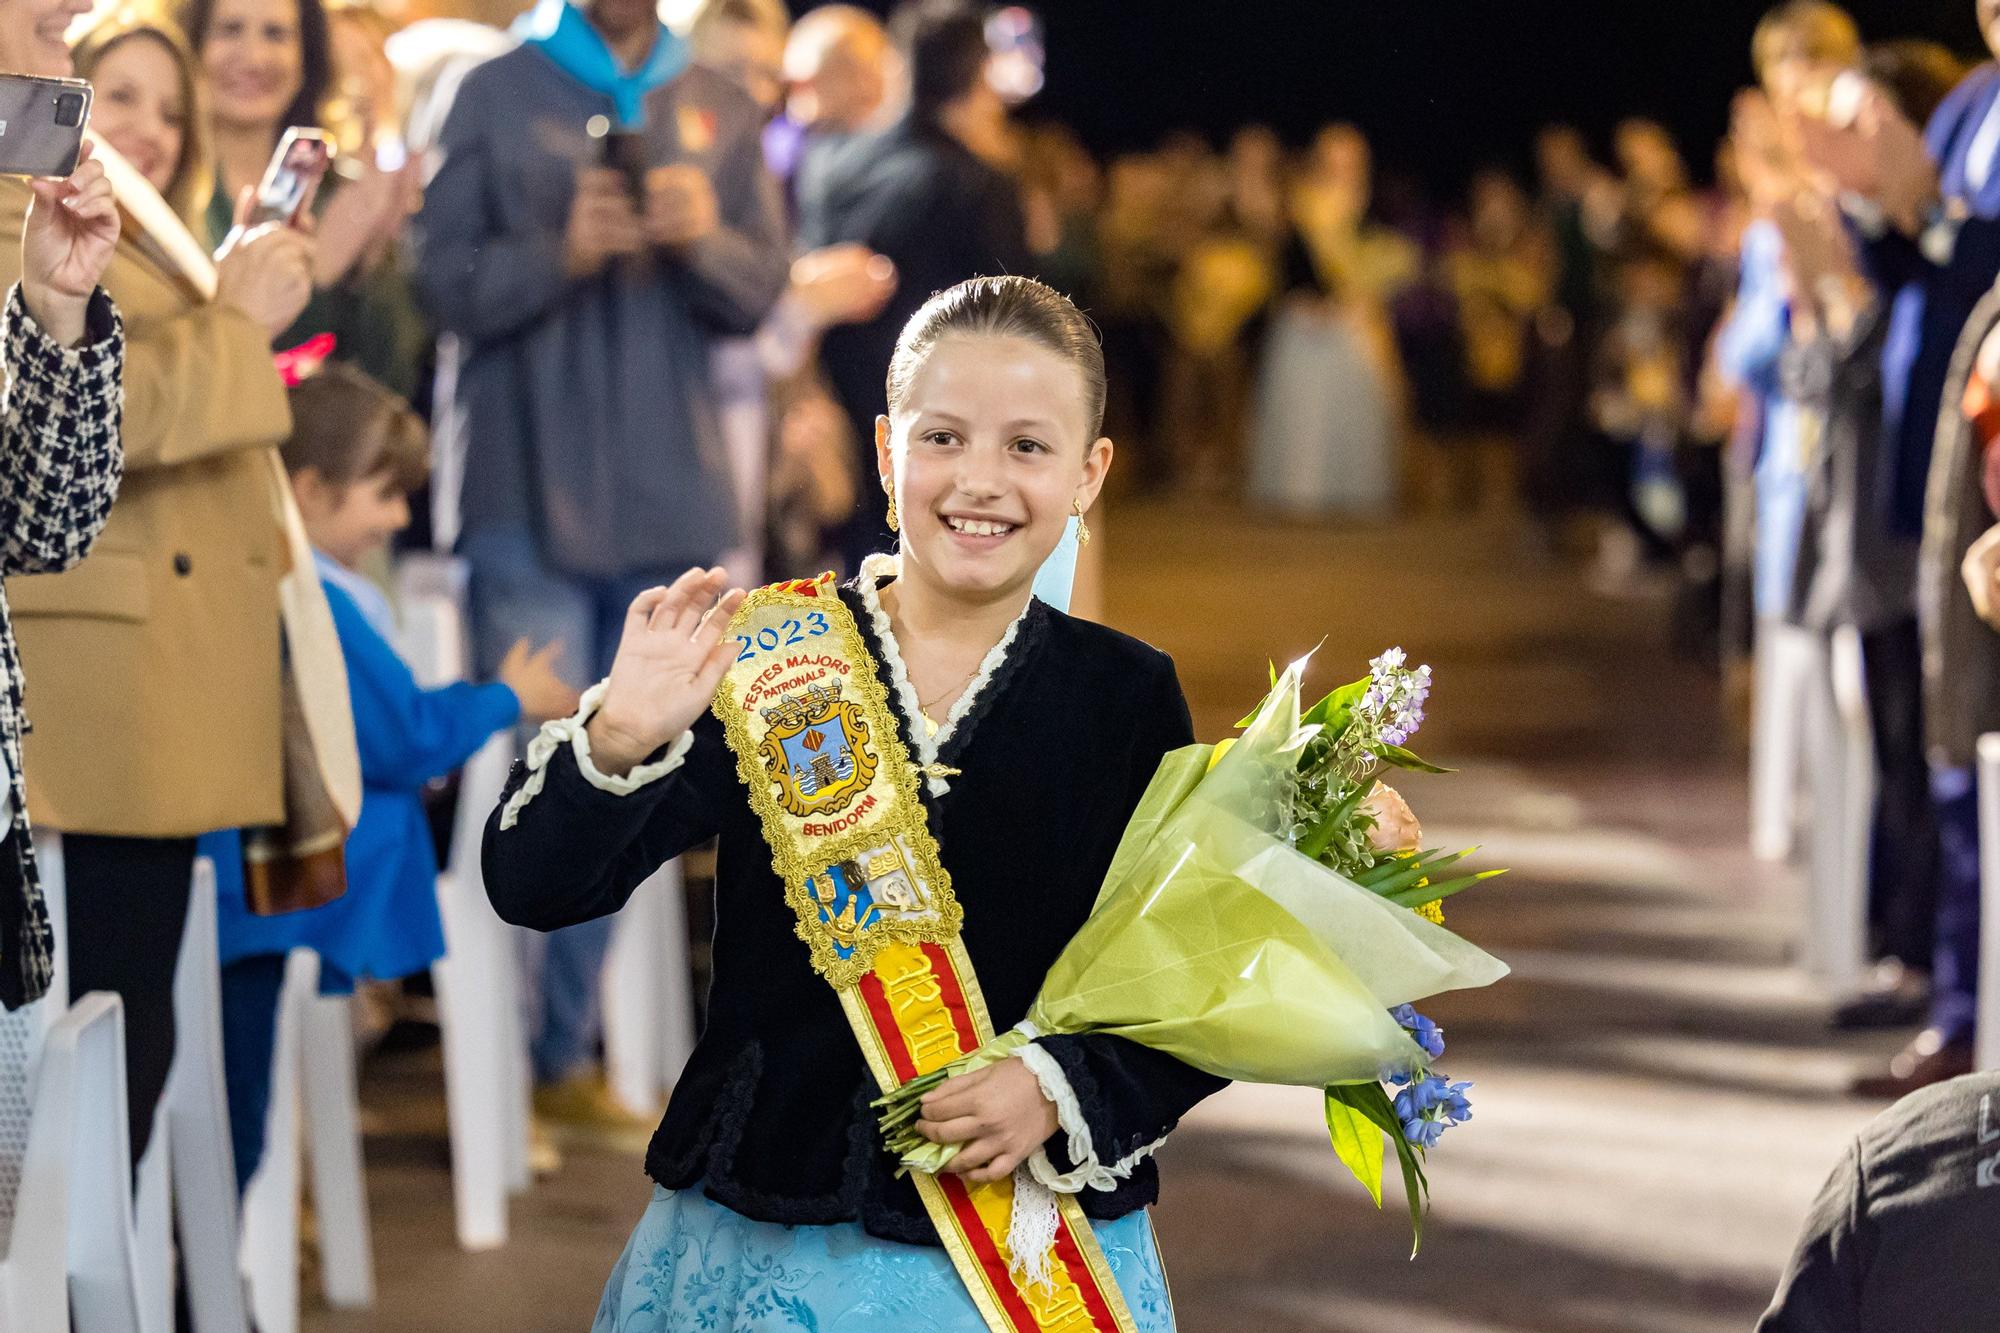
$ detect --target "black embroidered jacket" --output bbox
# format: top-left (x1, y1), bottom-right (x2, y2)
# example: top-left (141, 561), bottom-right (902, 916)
top-left (484, 587), bottom-right (1228, 1243)
top-left (0, 286), bottom-right (124, 1010)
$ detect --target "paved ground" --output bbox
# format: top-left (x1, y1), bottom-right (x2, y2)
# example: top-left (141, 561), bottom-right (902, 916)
top-left (304, 501), bottom-right (1904, 1333)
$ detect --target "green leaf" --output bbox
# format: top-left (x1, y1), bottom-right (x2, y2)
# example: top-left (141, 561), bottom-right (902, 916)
top-left (1302, 677), bottom-right (1369, 734)
top-left (1359, 848), bottom-right (1472, 896)
top-left (1353, 847), bottom-right (1451, 887)
top-left (1384, 867), bottom-right (1508, 910)
top-left (1323, 1087), bottom-right (1386, 1208)
top-left (1329, 1081), bottom-right (1430, 1258)
top-left (1371, 743), bottom-right (1453, 774)
top-left (1390, 1127), bottom-right (1431, 1258)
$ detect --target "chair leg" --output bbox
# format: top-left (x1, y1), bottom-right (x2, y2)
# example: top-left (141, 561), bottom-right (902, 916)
top-left (605, 860), bottom-right (696, 1119)
top-left (239, 951), bottom-right (313, 1333)
top-left (435, 871), bottom-right (513, 1251)
top-left (166, 862), bottom-right (250, 1333)
top-left (300, 993), bottom-right (373, 1308)
top-left (62, 996), bottom-right (148, 1333)
top-left (1801, 635), bottom-right (1870, 999)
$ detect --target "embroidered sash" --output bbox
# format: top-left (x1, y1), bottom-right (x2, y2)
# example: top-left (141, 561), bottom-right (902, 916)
top-left (711, 574), bottom-right (1138, 1333)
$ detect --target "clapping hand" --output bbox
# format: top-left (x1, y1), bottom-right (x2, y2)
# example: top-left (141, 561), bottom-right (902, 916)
top-left (789, 243), bottom-right (898, 328)
top-left (1962, 522), bottom-right (2000, 631)
top-left (585, 568), bottom-right (746, 777)
top-left (499, 637), bottom-right (582, 723)
top-left (1787, 79), bottom-right (1938, 234)
top-left (312, 158), bottom-right (411, 288)
top-left (21, 141), bottom-right (120, 347)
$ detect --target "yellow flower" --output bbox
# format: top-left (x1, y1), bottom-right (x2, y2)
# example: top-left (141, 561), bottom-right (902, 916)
top-left (1206, 737), bottom-right (1236, 772)
top-left (1409, 875), bottom-right (1444, 925)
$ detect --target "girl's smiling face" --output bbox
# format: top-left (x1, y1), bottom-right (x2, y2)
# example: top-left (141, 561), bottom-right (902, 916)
top-left (878, 332), bottom-right (1111, 604)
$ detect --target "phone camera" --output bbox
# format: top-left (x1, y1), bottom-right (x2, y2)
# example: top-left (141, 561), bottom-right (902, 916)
top-left (52, 93), bottom-right (85, 129)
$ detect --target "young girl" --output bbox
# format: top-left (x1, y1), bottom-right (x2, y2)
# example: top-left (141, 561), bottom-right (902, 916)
top-left (486, 276), bottom-right (1223, 1331)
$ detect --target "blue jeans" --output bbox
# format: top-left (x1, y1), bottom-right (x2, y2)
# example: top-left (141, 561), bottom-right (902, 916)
top-left (1927, 765), bottom-right (1981, 1044)
top-left (461, 523), bottom-right (700, 1085)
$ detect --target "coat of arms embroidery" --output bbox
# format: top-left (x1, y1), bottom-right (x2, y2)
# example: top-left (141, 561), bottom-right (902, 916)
top-left (758, 681), bottom-right (879, 817)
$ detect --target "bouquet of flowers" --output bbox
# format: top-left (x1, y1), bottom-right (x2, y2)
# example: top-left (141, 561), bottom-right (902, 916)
top-left (875, 649), bottom-right (1508, 1255)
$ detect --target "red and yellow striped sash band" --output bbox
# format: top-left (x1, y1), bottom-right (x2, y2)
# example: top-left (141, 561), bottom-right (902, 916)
top-left (712, 578), bottom-right (1139, 1333)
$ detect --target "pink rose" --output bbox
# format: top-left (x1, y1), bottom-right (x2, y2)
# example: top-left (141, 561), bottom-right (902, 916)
top-left (1360, 782), bottom-right (1422, 853)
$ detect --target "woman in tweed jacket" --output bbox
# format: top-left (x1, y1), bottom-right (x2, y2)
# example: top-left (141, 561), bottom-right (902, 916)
top-left (0, 143), bottom-right (126, 1011)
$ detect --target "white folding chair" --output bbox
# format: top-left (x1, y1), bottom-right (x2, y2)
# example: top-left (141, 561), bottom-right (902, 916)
top-left (300, 988), bottom-right (373, 1309)
top-left (239, 943), bottom-right (376, 1333)
top-left (239, 949), bottom-right (311, 1333)
top-left (1976, 732), bottom-right (2000, 1073)
top-left (400, 567), bottom-right (534, 1248)
top-left (433, 732), bottom-right (531, 1250)
top-left (0, 832), bottom-right (146, 1333)
top-left (1750, 621), bottom-right (1817, 862)
top-left (0, 991), bottom-right (140, 1333)
top-left (1801, 627), bottom-right (1873, 1001)
top-left (604, 862), bottom-right (696, 1118)
top-left (154, 859), bottom-right (251, 1333)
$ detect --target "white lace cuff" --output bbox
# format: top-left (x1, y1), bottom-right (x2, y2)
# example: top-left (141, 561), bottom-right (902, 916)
top-left (497, 681), bottom-right (695, 830)
top-left (1015, 1029), bottom-right (1167, 1195)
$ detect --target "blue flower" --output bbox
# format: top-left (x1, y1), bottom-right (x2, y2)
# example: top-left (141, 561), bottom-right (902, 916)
top-left (1402, 1114), bottom-right (1446, 1149)
top-left (1391, 1004), bottom-right (1446, 1061)
top-left (1394, 1073), bottom-right (1473, 1150)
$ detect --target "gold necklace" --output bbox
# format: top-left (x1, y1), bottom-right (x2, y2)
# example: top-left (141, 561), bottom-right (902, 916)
top-left (917, 663), bottom-right (982, 718)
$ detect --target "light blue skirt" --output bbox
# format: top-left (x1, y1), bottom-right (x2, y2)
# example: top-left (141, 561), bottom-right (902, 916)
top-left (592, 1186), bottom-right (1177, 1332)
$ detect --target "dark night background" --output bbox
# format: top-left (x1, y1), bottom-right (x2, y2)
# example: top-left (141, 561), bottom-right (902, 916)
top-left (853, 0), bottom-right (1988, 196)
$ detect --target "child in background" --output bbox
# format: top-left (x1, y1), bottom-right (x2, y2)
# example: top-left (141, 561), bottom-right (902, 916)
top-left (210, 364), bottom-right (577, 1189)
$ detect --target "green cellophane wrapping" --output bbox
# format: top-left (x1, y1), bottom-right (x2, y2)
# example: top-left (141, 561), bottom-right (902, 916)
top-left (1018, 662), bottom-right (1509, 1086)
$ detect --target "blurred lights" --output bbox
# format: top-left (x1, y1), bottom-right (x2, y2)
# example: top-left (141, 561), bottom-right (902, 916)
top-left (986, 6), bottom-right (1045, 105)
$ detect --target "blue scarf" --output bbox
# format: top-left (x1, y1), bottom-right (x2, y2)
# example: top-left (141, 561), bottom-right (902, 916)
top-left (512, 0), bottom-right (687, 128)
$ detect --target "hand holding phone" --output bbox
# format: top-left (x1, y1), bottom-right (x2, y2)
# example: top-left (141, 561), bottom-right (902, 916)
top-left (562, 167), bottom-right (643, 279)
top-left (642, 164), bottom-right (718, 250)
top-left (216, 186), bottom-right (316, 338)
top-left (21, 140), bottom-right (119, 346)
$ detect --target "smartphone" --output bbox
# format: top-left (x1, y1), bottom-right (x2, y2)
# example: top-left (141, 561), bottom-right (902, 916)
top-left (602, 129), bottom-right (649, 202)
top-left (0, 74), bottom-right (92, 179)
top-left (248, 127), bottom-right (334, 228)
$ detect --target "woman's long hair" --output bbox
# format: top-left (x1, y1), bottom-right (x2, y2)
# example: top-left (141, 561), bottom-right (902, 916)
top-left (73, 8), bottom-right (216, 224)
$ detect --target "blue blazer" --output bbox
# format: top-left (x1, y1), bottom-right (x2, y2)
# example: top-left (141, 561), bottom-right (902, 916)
top-left (212, 573), bottom-right (519, 989)
top-left (1864, 62), bottom-right (2000, 537)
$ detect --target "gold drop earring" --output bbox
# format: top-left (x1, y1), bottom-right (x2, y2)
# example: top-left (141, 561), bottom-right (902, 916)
top-left (1072, 498), bottom-right (1091, 547)
top-left (884, 477), bottom-right (899, 533)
